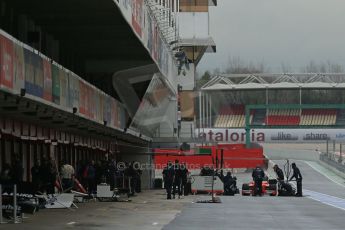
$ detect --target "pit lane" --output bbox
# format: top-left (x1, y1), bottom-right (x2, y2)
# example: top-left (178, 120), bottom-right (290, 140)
top-left (164, 147), bottom-right (345, 230)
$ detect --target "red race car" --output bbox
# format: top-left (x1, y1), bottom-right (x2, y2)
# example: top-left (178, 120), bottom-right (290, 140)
top-left (241, 179), bottom-right (277, 196)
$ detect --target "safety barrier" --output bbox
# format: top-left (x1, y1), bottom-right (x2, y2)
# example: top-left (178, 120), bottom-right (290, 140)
top-left (320, 153), bottom-right (345, 174)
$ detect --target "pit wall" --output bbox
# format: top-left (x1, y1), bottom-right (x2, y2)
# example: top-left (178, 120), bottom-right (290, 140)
top-left (154, 144), bottom-right (264, 171)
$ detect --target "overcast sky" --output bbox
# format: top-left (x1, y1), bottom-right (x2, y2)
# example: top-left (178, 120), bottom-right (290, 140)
top-left (197, 0), bottom-right (345, 74)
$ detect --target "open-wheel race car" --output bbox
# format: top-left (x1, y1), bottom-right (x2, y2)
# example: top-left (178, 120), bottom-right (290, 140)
top-left (241, 178), bottom-right (277, 196)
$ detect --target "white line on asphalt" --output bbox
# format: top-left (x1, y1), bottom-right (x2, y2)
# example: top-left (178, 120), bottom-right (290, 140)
top-left (304, 189), bottom-right (345, 212)
top-left (304, 161), bottom-right (345, 188)
top-left (67, 222), bottom-right (76, 225)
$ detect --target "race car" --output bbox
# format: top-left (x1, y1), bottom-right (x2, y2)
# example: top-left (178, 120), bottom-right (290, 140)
top-left (241, 179), bottom-right (277, 196)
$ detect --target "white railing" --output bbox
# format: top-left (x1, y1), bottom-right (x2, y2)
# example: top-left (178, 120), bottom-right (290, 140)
top-left (145, 0), bottom-right (179, 52)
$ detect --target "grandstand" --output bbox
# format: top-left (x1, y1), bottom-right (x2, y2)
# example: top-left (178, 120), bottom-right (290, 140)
top-left (199, 74), bottom-right (345, 129)
top-left (213, 107), bottom-right (338, 127)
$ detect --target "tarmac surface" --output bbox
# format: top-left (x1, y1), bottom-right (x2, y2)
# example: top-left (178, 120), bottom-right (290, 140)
top-left (1, 190), bottom-right (194, 230)
top-left (164, 144), bottom-right (345, 230)
top-left (2, 144), bottom-right (345, 230)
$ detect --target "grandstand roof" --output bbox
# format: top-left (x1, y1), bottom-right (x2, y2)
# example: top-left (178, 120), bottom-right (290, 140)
top-left (201, 73), bottom-right (345, 91)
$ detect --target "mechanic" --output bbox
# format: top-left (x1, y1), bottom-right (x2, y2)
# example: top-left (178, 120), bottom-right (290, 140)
top-left (173, 159), bottom-right (182, 199)
top-left (273, 165), bottom-right (284, 181)
top-left (252, 165), bottom-right (265, 196)
top-left (162, 161), bottom-right (175, 199)
top-left (289, 162), bottom-right (303, 197)
top-left (274, 164), bottom-right (293, 195)
top-left (223, 171), bottom-right (236, 195)
top-left (180, 162), bottom-right (189, 196)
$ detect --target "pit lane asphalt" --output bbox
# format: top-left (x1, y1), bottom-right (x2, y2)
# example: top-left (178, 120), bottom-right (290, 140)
top-left (164, 147), bottom-right (345, 230)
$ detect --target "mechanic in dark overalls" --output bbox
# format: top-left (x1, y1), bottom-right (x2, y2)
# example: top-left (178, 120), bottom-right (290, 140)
top-left (273, 165), bottom-right (284, 181)
top-left (289, 163), bottom-right (303, 197)
top-left (163, 161), bottom-right (175, 199)
top-left (173, 160), bottom-right (182, 199)
top-left (223, 171), bottom-right (235, 195)
top-left (180, 162), bottom-right (189, 196)
top-left (274, 164), bottom-right (292, 195)
top-left (252, 165), bottom-right (265, 196)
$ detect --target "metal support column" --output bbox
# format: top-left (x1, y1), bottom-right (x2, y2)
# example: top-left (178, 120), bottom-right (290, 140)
top-left (204, 93), bottom-right (208, 128)
top-left (339, 144), bottom-right (343, 163)
top-left (266, 87), bottom-right (269, 125)
top-left (0, 184), bottom-right (7, 224)
top-left (199, 91), bottom-right (202, 129)
top-left (201, 91), bottom-right (204, 128)
top-left (13, 184), bottom-right (19, 223)
top-left (209, 94), bottom-right (212, 128)
top-left (299, 87), bottom-right (302, 116)
top-left (245, 106), bottom-right (251, 148)
top-left (333, 140), bottom-right (336, 160)
top-left (207, 94), bottom-right (210, 128)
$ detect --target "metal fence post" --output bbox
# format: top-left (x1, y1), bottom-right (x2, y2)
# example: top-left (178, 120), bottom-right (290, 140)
top-left (339, 144), bottom-right (343, 163)
top-left (332, 140), bottom-right (336, 160)
top-left (0, 184), bottom-right (7, 224)
top-left (13, 184), bottom-right (19, 224)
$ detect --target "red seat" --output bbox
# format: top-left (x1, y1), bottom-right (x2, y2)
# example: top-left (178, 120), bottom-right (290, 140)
top-left (265, 115), bottom-right (300, 126)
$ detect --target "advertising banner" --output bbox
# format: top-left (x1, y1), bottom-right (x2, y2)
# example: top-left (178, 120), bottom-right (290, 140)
top-left (152, 22), bottom-right (159, 61)
top-left (109, 99), bottom-right (115, 128)
top-left (142, 10), bottom-right (149, 48)
top-left (79, 80), bottom-right (87, 116)
top-left (0, 34), bottom-right (14, 89)
top-left (59, 69), bottom-right (68, 107)
top-left (51, 64), bottom-right (60, 105)
top-left (113, 99), bottom-right (118, 128)
top-left (43, 58), bottom-right (52, 101)
top-left (68, 74), bottom-right (80, 110)
top-left (96, 93), bottom-right (101, 123)
top-left (103, 95), bottom-right (112, 127)
top-left (87, 85), bottom-right (93, 119)
top-left (24, 49), bottom-right (35, 95)
top-left (147, 12), bottom-right (153, 53)
top-left (132, 0), bottom-right (143, 38)
top-left (24, 50), bottom-right (43, 97)
top-left (196, 128), bottom-right (345, 143)
top-left (32, 54), bottom-right (43, 98)
top-left (114, 0), bottom-right (177, 80)
top-left (98, 92), bottom-right (104, 123)
top-left (13, 43), bottom-right (25, 92)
